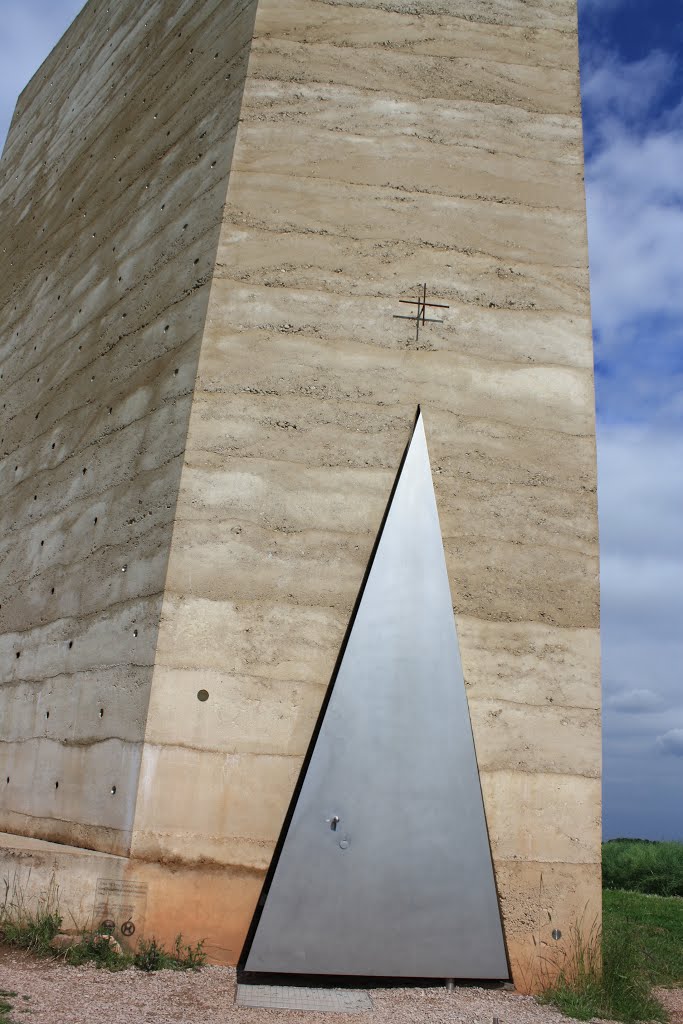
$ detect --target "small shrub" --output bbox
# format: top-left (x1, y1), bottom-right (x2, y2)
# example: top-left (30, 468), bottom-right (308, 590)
top-left (134, 936), bottom-right (172, 972)
top-left (65, 932), bottom-right (132, 971)
top-left (171, 934), bottom-right (206, 970)
top-left (134, 934), bottom-right (205, 972)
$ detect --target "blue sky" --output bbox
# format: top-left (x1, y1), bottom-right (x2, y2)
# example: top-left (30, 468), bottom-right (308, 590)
top-left (1, 1), bottom-right (681, 840)
top-left (579, 0), bottom-right (683, 840)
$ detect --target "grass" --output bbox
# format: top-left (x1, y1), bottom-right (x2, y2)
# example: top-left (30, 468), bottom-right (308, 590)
top-left (540, 913), bottom-right (668, 1024)
top-left (0, 872), bottom-right (205, 973)
top-left (133, 935), bottom-right (206, 972)
top-left (603, 840), bottom-right (683, 897)
top-left (604, 889), bottom-right (683, 988)
top-left (62, 930), bottom-right (206, 972)
top-left (0, 991), bottom-right (16, 1024)
top-left (64, 930), bottom-right (132, 971)
top-left (0, 873), bottom-right (61, 955)
top-left (541, 845), bottom-right (683, 1023)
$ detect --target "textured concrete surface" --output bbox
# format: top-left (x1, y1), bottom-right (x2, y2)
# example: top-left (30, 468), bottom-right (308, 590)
top-left (130, 0), bottom-right (600, 991)
top-left (0, 0), bottom-right (258, 855)
top-left (1, 0), bottom-right (600, 994)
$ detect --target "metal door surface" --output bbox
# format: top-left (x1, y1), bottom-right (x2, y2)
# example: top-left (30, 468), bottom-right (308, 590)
top-left (245, 413), bottom-right (508, 979)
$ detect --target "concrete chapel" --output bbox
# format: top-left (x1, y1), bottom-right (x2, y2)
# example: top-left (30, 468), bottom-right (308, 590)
top-left (0, 0), bottom-right (601, 992)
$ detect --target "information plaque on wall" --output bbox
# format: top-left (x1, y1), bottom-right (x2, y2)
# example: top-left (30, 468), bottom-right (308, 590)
top-left (91, 878), bottom-right (148, 941)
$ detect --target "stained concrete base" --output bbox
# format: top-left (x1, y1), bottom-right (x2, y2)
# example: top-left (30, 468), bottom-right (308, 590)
top-left (0, 833), bottom-right (260, 965)
top-left (0, 832), bottom-right (599, 993)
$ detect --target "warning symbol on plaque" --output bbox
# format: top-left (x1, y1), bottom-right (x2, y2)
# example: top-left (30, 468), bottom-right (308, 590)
top-left (92, 878), bottom-right (147, 942)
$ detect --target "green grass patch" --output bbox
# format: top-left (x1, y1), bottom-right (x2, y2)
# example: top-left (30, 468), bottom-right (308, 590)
top-left (133, 935), bottom-right (206, 972)
top-left (63, 930), bottom-right (205, 972)
top-left (604, 889), bottom-right (683, 987)
top-left (603, 840), bottom-right (683, 897)
top-left (0, 874), bottom-right (61, 955)
top-left (0, 911), bottom-right (61, 956)
top-left (541, 888), bottom-right (683, 1022)
top-left (0, 992), bottom-right (17, 1024)
top-left (64, 931), bottom-right (133, 971)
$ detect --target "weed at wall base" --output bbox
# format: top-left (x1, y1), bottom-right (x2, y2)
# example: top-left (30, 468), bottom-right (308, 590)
top-left (64, 932), bottom-right (132, 972)
top-left (0, 872), bottom-right (62, 955)
top-left (1, 872), bottom-right (205, 973)
top-left (62, 931), bottom-right (206, 972)
top-left (134, 935), bottom-right (206, 972)
top-left (539, 917), bottom-right (667, 1023)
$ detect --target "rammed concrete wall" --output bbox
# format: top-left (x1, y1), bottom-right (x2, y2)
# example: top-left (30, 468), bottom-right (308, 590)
top-left (1, 0), bottom-right (600, 992)
top-left (0, 0), bottom-right (258, 855)
top-left (130, 0), bottom-right (601, 989)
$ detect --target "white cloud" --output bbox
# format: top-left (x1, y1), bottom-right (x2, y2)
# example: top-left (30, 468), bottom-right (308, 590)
top-left (582, 50), bottom-right (675, 124)
top-left (580, 48), bottom-right (683, 360)
top-left (586, 129), bottom-right (683, 343)
top-left (598, 424), bottom-right (683, 833)
top-left (656, 730), bottom-right (683, 758)
top-left (606, 689), bottom-right (663, 713)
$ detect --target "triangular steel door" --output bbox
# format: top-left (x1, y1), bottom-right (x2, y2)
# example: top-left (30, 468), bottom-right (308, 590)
top-left (243, 412), bottom-right (508, 979)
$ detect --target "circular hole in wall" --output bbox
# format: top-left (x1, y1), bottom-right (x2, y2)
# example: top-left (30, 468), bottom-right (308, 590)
top-left (15, 651), bottom-right (20, 659)
top-left (68, 641), bottom-right (73, 649)
top-left (99, 708), bottom-right (104, 718)
top-left (55, 781), bottom-right (59, 789)
top-left (197, 689), bottom-right (209, 703)
top-left (46, 711), bottom-right (50, 719)
top-left (133, 629), bottom-right (138, 638)
top-left (110, 785), bottom-right (117, 795)
top-left (121, 565), bottom-right (127, 573)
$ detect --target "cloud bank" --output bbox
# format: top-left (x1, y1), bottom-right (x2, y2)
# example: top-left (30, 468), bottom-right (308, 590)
top-left (581, 29), bottom-right (683, 838)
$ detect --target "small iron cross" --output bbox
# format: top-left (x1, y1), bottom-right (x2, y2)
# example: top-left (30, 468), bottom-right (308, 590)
top-left (394, 283), bottom-right (449, 341)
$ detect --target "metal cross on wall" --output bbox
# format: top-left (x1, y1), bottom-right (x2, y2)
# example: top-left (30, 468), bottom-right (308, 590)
top-left (394, 284), bottom-right (449, 340)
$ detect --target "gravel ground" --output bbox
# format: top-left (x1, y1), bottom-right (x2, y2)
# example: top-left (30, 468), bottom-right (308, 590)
top-left (654, 987), bottom-right (683, 1024)
top-left (0, 948), bottom-right (563, 1024)
top-left (2, 947), bottom-right (680, 1024)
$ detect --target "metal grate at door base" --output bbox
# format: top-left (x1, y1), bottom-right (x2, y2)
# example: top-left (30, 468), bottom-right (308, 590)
top-left (235, 984), bottom-right (374, 1012)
